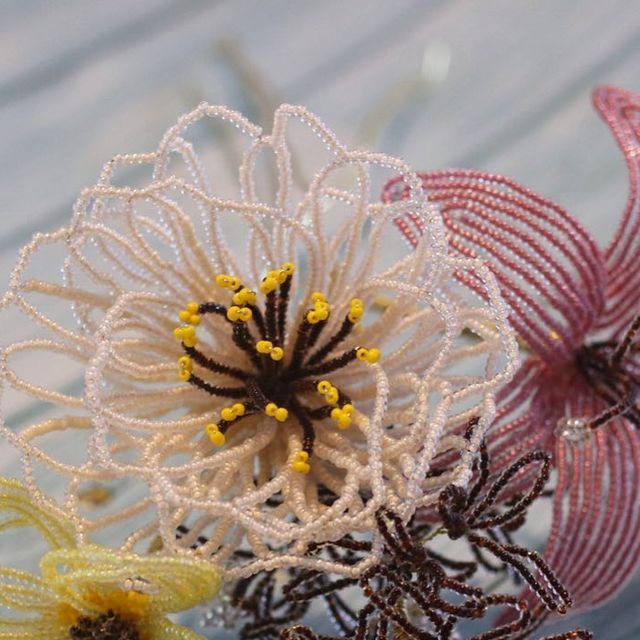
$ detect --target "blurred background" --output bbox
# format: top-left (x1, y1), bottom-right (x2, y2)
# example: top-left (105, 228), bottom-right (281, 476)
top-left (1, 1), bottom-right (639, 637)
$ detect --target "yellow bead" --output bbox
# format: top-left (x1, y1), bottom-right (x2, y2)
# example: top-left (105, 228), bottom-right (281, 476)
top-left (232, 403), bottom-right (246, 416)
top-left (178, 370), bottom-right (191, 381)
top-left (179, 309), bottom-right (191, 322)
top-left (186, 302), bottom-right (199, 313)
top-left (307, 310), bottom-right (319, 324)
top-left (316, 308), bottom-right (329, 321)
top-left (244, 290), bottom-right (257, 305)
top-left (311, 292), bottom-right (326, 303)
top-left (238, 307), bottom-right (253, 322)
top-left (366, 348), bottom-right (381, 364)
top-left (227, 306), bottom-right (240, 321)
top-left (350, 298), bottom-right (363, 309)
top-left (337, 415), bottom-right (351, 430)
top-left (342, 403), bottom-right (354, 416)
top-left (296, 451), bottom-right (309, 462)
top-left (356, 347), bottom-right (369, 361)
top-left (274, 407), bottom-right (289, 422)
top-left (256, 340), bottom-right (273, 354)
top-left (270, 347), bottom-right (284, 361)
top-left (330, 407), bottom-right (342, 421)
top-left (281, 262), bottom-right (295, 276)
top-left (178, 356), bottom-right (192, 370)
top-left (206, 424), bottom-right (226, 446)
top-left (292, 461), bottom-right (311, 473)
top-left (189, 314), bottom-right (201, 325)
top-left (215, 274), bottom-right (231, 288)
top-left (265, 403), bottom-right (277, 417)
top-left (275, 269), bottom-right (288, 284)
top-left (183, 336), bottom-right (197, 348)
top-left (182, 326), bottom-right (195, 339)
top-left (232, 288), bottom-right (255, 305)
top-left (221, 407), bottom-right (236, 422)
top-left (174, 327), bottom-right (185, 339)
top-left (317, 380), bottom-right (331, 394)
top-left (259, 277), bottom-right (278, 294)
top-left (325, 388), bottom-right (339, 405)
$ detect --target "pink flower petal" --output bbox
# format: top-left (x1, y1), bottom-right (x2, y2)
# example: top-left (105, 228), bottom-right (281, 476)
top-left (383, 171), bottom-right (606, 365)
top-left (593, 85), bottom-right (640, 335)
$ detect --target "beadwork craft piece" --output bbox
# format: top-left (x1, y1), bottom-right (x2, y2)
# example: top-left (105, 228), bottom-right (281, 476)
top-left (0, 104), bottom-right (517, 578)
top-left (383, 84), bottom-right (640, 612)
top-left (0, 476), bottom-right (220, 639)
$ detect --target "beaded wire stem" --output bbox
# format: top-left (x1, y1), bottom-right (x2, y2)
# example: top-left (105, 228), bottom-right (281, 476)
top-left (382, 84), bottom-right (640, 611)
top-left (0, 103), bottom-right (517, 577)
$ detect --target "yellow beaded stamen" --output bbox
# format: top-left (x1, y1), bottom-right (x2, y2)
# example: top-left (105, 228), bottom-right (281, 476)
top-left (356, 347), bottom-right (381, 364)
top-left (316, 379), bottom-right (339, 405)
top-left (227, 305), bottom-right (253, 322)
top-left (256, 340), bottom-right (285, 361)
top-left (232, 287), bottom-right (257, 306)
top-left (173, 325), bottom-right (197, 348)
top-left (215, 274), bottom-right (242, 291)
top-left (292, 451), bottom-right (311, 474)
top-left (265, 402), bottom-right (289, 422)
top-left (177, 356), bottom-right (192, 381)
top-left (206, 423), bottom-right (226, 446)
top-left (330, 403), bottom-right (354, 430)
top-left (307, 293), bottom-right (331, 325)
top-left (348, 298), bottom-right (364, 323)
top-left (220, 402), bottom-right (246, 422)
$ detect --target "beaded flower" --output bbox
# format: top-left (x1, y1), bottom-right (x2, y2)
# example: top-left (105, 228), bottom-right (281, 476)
top-left (383, 84), bottom-right (640, 612)
top-left (0, 476), bottom-right (220, 640)
top-left (0, 104), bottom-right (517, 578)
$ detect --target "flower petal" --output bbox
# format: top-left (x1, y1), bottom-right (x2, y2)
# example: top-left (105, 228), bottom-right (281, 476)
top-left (593, 85), bottom-right (640, 335)
top-left (383, 171), bottom-right (606, 364)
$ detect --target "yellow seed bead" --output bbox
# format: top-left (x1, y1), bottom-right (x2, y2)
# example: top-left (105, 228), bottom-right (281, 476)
top-left (244, 290), bottom-right (257, 304)
top-left (232, 403), bottom-right (246, 416)
top-left (181, 326), bottom-right (195, 339)
top-left (331, 407), bottom-right (343, 421)
top-left (178, 370), bottom-right (191, 381)
top-left (311, 292), bottom-right (326, 303)
top-left (229, 277), bottom-right (241, 290)
top-left (270, 347), bottom-right (284, 361)
top-left (186, 302), bottom-right (199, 314)
top-left (232, 288), bottom-right (254, 305)
top-left (281, 262), bottom-right (295, 276)
top-left (189, 314), bottom-right (201, 325)
top-left (317, 380), bottom-right (331, 395)
top-left (179, 309), bottom-right (191, 322)
top-left (292, 460), bottom-right (311, 473)
top-left (316, 308), bottom-right (329, 321)
top-left (221, 407), bottom-right (236, 422)
top-left (350, 298), bottom-right (363, 309)
top-left (296, 451), bottom-right (309, 462)
top-left (342, 403), bottom-right (354, 416)
top-left (337, 415), bottom-right (351, 430)
top-left (256, 340), bottom-right (273, 354)
top-left (307, 310), bottom-right (319, 324)
top-left (178, 356), bottom-right (192, 370)
top-left (275, 407), bottom-right (289, 422)
top-left (183, 336), bottom-right (197, 348)
top-left (325, 388), bottom-right (339, 405)
top-left (275, 270), bottom-right (288, 284)
top-left (366, 348), bottom-right (381, 364)
top-left (259, 277), bottom-right (278, 294)
top-left (356, 347), bottom-right (369, 361)
top-left (227, 306), bottom-right (240, 321)
top-left (206, 424), bottom-right (226, 446)
top-left (174, 327), bottom-right (185, 339)
top-left (215, 274), bottom-right (231, 288)
top-left (265, 402), bottom-right (277, 417)
top-left (238, 307), bottom-right (253, 322)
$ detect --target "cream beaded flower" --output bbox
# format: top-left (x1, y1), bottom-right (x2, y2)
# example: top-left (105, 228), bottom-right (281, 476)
top-left (0, 104), bottom-right (517, 578)
top-left (0, 477), bottom-right (220, 640)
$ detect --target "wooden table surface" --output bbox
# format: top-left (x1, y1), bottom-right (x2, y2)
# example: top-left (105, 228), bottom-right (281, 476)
top-left (1, 2), bottom-right (639, 637)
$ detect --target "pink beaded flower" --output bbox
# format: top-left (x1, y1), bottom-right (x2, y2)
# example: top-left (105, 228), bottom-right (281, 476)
top-left (383, 85), bottom-right (640, 612)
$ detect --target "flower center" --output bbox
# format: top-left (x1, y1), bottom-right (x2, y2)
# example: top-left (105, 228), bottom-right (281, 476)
top-left (173, 262), bottom-right (380, 473)
top-left (69, 609), bottom-right (140, 640)
top-left (557, 313), bottom-right (640, 442)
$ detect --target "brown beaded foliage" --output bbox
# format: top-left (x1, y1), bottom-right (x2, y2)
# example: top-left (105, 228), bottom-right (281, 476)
top-left (216, 421), bottom-right (593, 640)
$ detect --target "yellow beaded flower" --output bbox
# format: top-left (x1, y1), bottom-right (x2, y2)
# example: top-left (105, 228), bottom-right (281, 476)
top-left (0, 477), bottom-right (220, 640)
